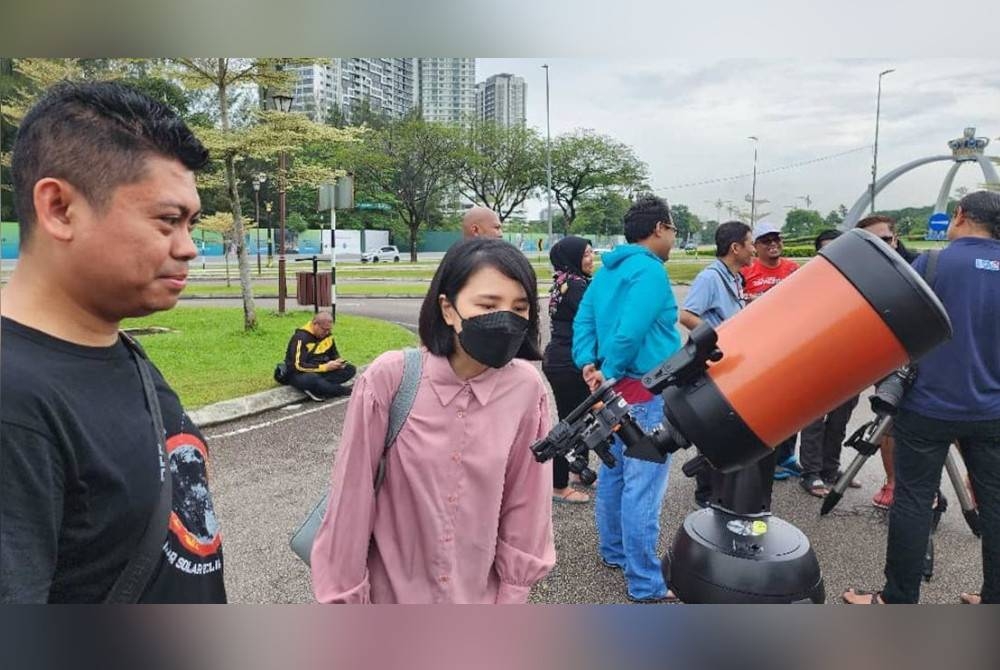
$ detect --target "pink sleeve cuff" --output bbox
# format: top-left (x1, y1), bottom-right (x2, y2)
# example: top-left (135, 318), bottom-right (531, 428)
top-left (495, 582), bottom-right (531, 604)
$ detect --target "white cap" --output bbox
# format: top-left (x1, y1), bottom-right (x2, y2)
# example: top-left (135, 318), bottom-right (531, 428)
top-left (752, 221), bottom-right (783, 242)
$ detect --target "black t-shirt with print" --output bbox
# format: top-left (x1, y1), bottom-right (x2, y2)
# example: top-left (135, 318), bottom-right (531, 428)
top-left (1, 317), bottom-right (226, 603)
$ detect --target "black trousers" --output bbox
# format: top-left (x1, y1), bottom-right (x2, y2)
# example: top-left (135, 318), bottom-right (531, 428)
top-left (543, 366), bottom-right (592, 489)
top-left (288, 364), bottom-right (356, 397)
top-left (882, 409), bottom-right (1000, 603)
top-left (799, 395), bottom-right (859, 480)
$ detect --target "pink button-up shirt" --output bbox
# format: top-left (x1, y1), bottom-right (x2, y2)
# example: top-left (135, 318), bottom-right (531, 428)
top-left (311, 349), bottom-right (555, 603)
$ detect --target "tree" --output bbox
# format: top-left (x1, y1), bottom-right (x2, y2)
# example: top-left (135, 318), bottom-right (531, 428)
top-left (170, 58), bottom-right (357, 329)
top-left (573, 191), bottom-right (630, 237)
top-left (783, 208), bottom-right (826, 238)
top-left (549, 129), bottom-right (648, 233)
top-left (669, 203), bottom-right (702, 243)
top-left (452, 121), bottom-right (544, 221)
top-left (352, 116), bottom-right (459, 262)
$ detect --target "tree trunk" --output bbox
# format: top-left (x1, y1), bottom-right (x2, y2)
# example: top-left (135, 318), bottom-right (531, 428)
top-left (216, 59), bottom-right (257, 331)
top-left (409, 220), bottom-right (419, 263)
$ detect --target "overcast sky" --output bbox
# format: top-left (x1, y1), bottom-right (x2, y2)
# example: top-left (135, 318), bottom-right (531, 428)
top-left (478, 58), bottom-right (1000, 223)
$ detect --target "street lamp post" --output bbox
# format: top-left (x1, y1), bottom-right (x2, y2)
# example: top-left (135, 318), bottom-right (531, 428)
top-left (252, 173), bottom-right (267, 276)
top-left (271, 92), bottom-right (294, 314)
top-left (542, 63), bottom-right (553, 247)
top-left (871, 68), bottom-right (895, 214)
top-left (748, 136), bottom-right (759, 224)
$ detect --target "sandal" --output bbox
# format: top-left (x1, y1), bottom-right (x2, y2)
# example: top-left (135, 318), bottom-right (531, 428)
top-left (800, 477), bottom-right (830, 498)
top-left (553, 488), bottom-right (590, 504)
top-left (842, 588), bottom-right (885, 604)
top-left (959, 592), bottom-right (981, 605)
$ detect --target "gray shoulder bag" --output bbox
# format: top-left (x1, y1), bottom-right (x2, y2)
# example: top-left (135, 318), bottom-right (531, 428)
top-left (289, 347), bottom-right (423, 565)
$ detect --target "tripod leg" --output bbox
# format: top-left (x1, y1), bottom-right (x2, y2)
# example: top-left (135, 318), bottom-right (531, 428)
top-left (820, 451), bottom-right (870, 515)
top-left (944, 446), bottom-right (981, 537)
top-left (923, 534), bottom-right (934, 582)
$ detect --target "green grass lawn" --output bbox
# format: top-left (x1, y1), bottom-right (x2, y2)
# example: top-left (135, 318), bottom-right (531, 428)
top-left (121, 307), bottom-right (417, 409)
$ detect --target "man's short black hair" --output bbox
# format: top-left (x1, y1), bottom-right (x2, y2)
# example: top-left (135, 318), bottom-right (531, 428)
top-left (11, 80), bottom-right (209, 245)
top-left (418, 238), bottom-right (542, 361)
top-left (959, 190), bottom-right (1000, 240)
top-left (623, 194), bottom-right (671, 243)
top-left (813, 229), bottom-right (841, 251)
top-left (714, 220), bottom-right (751, 257)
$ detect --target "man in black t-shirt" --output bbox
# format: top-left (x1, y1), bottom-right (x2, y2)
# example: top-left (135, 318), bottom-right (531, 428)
top-left (1, 82), bottom-right (226, 603)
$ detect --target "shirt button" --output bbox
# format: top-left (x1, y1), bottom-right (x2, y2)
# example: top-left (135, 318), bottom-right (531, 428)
top-left (439, 575), bottom-right (449, 583)
top-left (457, 411), bottom-right (465, 418)
top-left (448, 494), bottom-right (457, 503)
top-left (452, 453), bottom-right (461, 462)
top-left (442, 535), bottom-right (453, 543)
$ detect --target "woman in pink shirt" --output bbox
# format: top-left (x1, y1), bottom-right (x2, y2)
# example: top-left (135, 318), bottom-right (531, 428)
top-left (311, 238), bottom-right (556, 603)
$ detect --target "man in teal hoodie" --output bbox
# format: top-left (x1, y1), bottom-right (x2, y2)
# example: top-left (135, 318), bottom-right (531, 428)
top-left (572, 194), bottom-right (682, 602)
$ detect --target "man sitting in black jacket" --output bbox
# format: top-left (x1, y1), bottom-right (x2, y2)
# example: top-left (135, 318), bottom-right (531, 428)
top-left (284, 312), bottom-right (355, 401)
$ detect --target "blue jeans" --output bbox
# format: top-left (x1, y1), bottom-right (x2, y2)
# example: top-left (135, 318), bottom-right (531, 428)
top-left (882, 409), bottom-right (1000, 603)
top-left (595, 394), bottom-right (672, 600)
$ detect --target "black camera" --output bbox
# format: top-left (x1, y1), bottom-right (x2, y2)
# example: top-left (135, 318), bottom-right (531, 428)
top-left (529, 325), bottom-right (722, 481)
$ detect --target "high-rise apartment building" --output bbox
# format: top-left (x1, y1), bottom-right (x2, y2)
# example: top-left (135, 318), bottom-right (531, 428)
top-left (475, 73), bottom-right (527, 127)
top-left (417, 58), bottom-right (476, 124)
top-left (288, 59), bottom-right (418, 123)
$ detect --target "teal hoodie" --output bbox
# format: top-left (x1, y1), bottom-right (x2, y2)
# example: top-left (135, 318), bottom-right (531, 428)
top-left (572, 244), bottom-right (681, 381)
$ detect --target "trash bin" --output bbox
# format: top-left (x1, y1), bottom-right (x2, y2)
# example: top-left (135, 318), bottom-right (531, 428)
top-left (296, 271), bottom-right (332, 306)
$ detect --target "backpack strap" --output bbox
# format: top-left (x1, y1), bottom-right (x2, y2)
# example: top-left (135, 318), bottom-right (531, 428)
top-left (921, 249), bottom-right (941, 288)
top-left (105, 333), bottom-right (173, 603)
top-left (374, 347), bottom-right (423, 491)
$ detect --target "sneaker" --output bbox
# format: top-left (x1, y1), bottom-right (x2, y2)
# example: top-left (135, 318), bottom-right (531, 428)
top-left (600, 558), bottom-right (625, 571)
top-left (779, 457), bottom-right (802, 476)
top-left (872, 482), bottom-right (895, 509)
top-left (303, 389), bottom-right (326, 402)
top-left (627, 589), bottom-right (680, 604)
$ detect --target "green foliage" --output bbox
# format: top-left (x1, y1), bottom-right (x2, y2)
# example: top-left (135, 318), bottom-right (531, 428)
top-left (573, 192), bottom-right (630, 236)
top-left (669, 203), bottom-right (702, 243)
top-left (122, 308), bottom-right (416, 408)
top-left (285, 212), bottom-right (308, 235)
top-left (783, 208), bottom-right (826, 238)
top-left (351, 116), bottom-right (458, 261)
top-left (781, 245), bottom-right (817, 258)
top-left (452, 121), bottom-right (544, 220)
top-left (550, 129), bottom-right (648, 231)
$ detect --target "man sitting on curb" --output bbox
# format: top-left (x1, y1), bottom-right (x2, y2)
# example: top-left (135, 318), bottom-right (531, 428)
top-left (284, 312), bottom-right (355, 401)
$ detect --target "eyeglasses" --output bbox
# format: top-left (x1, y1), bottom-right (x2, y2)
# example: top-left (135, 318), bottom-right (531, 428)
top-left (660, 221), bottom-right (677, 232)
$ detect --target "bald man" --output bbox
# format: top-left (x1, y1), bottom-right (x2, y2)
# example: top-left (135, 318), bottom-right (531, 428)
top-left (284, 312), bottom-right (355, 401)
top-left (461, 206), bottom-right (503, 239)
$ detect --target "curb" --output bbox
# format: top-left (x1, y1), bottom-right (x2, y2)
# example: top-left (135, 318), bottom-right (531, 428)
top-left (188, 385), bottom-right (311, 428)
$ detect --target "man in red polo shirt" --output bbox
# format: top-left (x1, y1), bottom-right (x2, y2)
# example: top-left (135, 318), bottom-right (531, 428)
top-left (741, 221), bottom-right (801, 479)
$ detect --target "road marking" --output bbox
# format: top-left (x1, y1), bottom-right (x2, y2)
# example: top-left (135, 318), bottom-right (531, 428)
top-left (205, 398), bottom-right (350, 440)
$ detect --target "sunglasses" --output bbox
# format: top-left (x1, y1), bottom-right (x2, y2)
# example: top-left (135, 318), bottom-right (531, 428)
top-left (879, 236), bottom-right (894, 244)
top-left (757, 236), bottom-right (782, 245)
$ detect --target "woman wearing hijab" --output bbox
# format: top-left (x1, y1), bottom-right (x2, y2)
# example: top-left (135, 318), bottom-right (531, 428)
top-left (542, 236), bottom-right (597, 504)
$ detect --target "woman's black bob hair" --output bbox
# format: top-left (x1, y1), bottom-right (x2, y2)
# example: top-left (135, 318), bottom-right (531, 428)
top-left (418, 237), bottom-right (542, 361)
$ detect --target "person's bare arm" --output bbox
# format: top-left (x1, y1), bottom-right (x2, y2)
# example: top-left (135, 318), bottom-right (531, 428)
top-left (679, 310), bottom-right (703, 332)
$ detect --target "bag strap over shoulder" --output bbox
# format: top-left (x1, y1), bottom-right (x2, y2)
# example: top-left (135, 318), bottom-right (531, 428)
top-left (374, 347), bottom-right (423, 491)
top-left (105, 333), bottom-right (173, 603)
top-left (921, 249), bottom-right (941, 288)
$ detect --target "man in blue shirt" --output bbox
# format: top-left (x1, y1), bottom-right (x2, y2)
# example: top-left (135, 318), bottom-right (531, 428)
top-left (680, 221), bottom-right (753, 507)
top-left (844, 190), bottom-right (1000, 605)
top-left (680, 221), bottom-right (753, 330)
top-left (573, 194), bottom-right (682, 603)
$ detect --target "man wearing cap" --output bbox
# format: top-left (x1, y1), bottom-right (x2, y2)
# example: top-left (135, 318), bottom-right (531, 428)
top-left (741, 221), bottom-right (802, 479)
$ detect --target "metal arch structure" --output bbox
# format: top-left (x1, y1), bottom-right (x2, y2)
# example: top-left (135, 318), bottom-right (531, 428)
top-left (842, 128), bottom-right (1000, 235)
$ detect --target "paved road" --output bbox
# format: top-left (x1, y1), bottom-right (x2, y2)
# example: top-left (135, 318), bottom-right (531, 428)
top-left (202, 287), bottom-right (983, 604)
